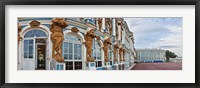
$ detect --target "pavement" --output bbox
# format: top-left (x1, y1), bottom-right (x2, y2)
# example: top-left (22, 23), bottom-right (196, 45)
top-left (131, 62), bottom-right (182, 70)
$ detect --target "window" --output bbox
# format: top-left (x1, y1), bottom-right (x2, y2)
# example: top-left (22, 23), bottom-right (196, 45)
top-left (24, 40), bottom-right (33, 59)
top-left (24, 30), bottom-right (47, 38)
top-left (108, 47), bottom-right (112, 65)
top-left (63, 43), bottom-right (73, 60)
top-left (95, 61), bottom-right (102, 67)
top-left (92, 39), bottom-right (102, 67)
top-left (74, 62), bottom-right (82, 70)
top-left (66, 61), bottom-right (73, 70)
top-left (56, 64), bottom-right (64, 70)
top-left (63, 34), bottom-right (82, 70)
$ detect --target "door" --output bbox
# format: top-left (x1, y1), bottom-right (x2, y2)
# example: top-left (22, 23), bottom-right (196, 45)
top-left (22, 39), bottom-right (35, 70)
top-left (37, 45), bottom-right (46, 69)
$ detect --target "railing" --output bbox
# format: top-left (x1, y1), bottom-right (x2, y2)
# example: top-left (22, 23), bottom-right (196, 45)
top-left (50, 58), bottom-right (65, 70)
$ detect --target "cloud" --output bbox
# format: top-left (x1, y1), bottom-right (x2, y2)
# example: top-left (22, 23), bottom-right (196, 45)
top-left (125, 17), bottom-right (182, 56)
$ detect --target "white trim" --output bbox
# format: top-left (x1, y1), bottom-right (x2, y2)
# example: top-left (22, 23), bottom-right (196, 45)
top-left (63, 30), bottom-right (85, 42)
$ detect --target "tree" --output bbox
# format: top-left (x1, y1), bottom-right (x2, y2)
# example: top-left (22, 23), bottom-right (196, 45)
top-left (165, 50), bottom-right (177, 62)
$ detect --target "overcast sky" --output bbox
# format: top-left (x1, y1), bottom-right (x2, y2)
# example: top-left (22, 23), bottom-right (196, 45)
top-left (125, 18), bottom-right (182, 57)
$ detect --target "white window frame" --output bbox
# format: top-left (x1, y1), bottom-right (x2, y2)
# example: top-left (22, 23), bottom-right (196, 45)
top-left (63, 34), bottom-right (83, 70)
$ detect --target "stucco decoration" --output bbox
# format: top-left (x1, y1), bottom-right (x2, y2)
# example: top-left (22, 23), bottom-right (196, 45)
top-left (119, 47), bottom-right (124, 61)
top-left (114, 44), bottom-right (119, 62)
top-left (50, 18), bottom-right (68, 62)
top-left (123, 49), bottom-right (126, 61)
top-left (109, 26), bottom-right (112, 35)
top-left (95, 36), bottom-right (101, 46)
top-left (29, 20), bottom-right (41, 28)
top-left (97, 18), bottom-right (102, 31)
top-left (84, 29), bottom-right (100, 62)
top-left (71, 27), bottom-right (79, 33)
top-left (18, 23), bottom-right (22, 45)
top-left (103, 37), bottom-right (112, 62)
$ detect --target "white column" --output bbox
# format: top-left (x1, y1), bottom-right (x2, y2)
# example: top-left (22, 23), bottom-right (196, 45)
top-left (18, 41), bottom-right (22, 70)
top-left (82, 43), bottom-right (87, 70)
top-left (102, 18), bottom-right (105, 32)
top-left (122, 28), bottom-right (126, 44)
top-left (112, 18), bottom-right (116, 36)
top-left (96, 18), bottom-right (99, 30)
top-left (101, 47), bottom-right (105, 67)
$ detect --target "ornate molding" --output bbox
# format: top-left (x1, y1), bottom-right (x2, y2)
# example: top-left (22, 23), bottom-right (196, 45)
top-left (29, 20), bottom-right (41, 28)
top-left (119, 47), bottom-right (126, 61)
top-left (97, 18), bottom-right (102, 31)
top-left (50, 18), bottom-right (68, 62)
top-left (71, 27), bottom-right (79, 33)
top-left (84, 29), bottom-right (100, 62)
top-left (114, 44), bottom-right (119, 62)
top-left (109, 26), bottom-right (112, 35)
top-left (18, 23), bottom-right (22, 45)
top-left (122, 48), bottom-right (126, 61)
top-left (103, 38), bottom-right (112, 62)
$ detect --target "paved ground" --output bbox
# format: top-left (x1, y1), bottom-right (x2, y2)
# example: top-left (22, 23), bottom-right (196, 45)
top-left (131, 62), bottom-right (182, 70)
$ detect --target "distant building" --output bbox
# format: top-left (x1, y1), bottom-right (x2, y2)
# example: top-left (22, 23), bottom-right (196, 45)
top-left (136, 48), bottom-right (166, 62)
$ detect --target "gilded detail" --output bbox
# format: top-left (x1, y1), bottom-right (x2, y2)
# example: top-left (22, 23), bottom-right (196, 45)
top-left (114, 44), bottom-right (119, 62)
top-left (84, 29), bottom-right (100, 62)
top-left (103, 38), bottom-right (112, 62)
top-left (71, 27), bottom-right (79, 33)
top-left (50, 18), bottom-right (68, 62)
top-left (18, 23), bottom-right (22, 45)
top-left (97, 18), bottom-right (102, 31)
top-left (30, 20), bottom-right (41, 28)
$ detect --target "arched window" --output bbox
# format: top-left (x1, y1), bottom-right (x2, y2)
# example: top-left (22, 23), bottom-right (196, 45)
top-left (63, 33), bottom-right (82, 70)
top-left (24, 30), bottom-right (47, 38)
top-left (23, 29), bottom-right (47, 59)
top-left (92, 39), bottom-right (102, 67)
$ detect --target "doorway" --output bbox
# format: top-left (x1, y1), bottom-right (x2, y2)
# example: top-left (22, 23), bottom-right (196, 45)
top-left (36, 45), bottom-right (46, 69)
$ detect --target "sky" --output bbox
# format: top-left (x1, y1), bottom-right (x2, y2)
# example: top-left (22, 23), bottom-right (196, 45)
top-left (125, 18), bottom-right (182, 57)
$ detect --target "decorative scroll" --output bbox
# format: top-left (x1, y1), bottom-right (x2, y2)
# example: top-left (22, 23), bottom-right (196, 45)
top-left (71, 27), bottom-right (79, 33)
top-left (84, 29), bottom-right (100, 62)
top-left (29, 20), bottom-right (40, 28)
top-left (103, 38), bottom-right (112, 62)
top-left (50, 18), bottom-right (68, 62)
top-left (18, 23), bottom-right (22, 45)
top-left (114, 44), bottom-right (119, 62)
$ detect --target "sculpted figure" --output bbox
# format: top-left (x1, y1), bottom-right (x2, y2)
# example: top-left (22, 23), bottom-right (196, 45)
top-left (103, 38), bottom-right (112, 62)
top-left (50, 18), bottom-right (68, 62)
top-left (84, 29), bottom-right (98, 62)
top-left (119, 48), bottom-right (124, 61)
top-left (109, 26), bottom-right (112, 35)
top-left (114, 44), bottom-right (119, 62)
top-left (123, 49), bottom-right (126, 61)
top-left (18, 23), bottom-right (22, 45)
top-left (97, 18), bottom-right (102, 31)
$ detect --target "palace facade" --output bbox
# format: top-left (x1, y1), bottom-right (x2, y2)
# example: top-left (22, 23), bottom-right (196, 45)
top-left (18, 18), bottom-right (136, 70)
top-left (136, 48), bottom-right (166, 62)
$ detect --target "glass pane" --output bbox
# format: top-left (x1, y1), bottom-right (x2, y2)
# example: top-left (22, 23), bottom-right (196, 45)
top-left (77, 55), bottom-right (81, 60)
top-left (74, 55), bottom-right (77, 60)
top-left (24, 52), bottom-right (28, 58)
top-left (24, 40), bottom-right (29, 58)
top-left (29, 40), bottom-right (33, 44)
top-left (60, 65), bottom-right (63, 70)
top-left (69, 54), bottom-right (72, 60)
top-left (64, 54), bottom-right (68, 60)
top-left (24, 30), bottom-right (47, 38)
